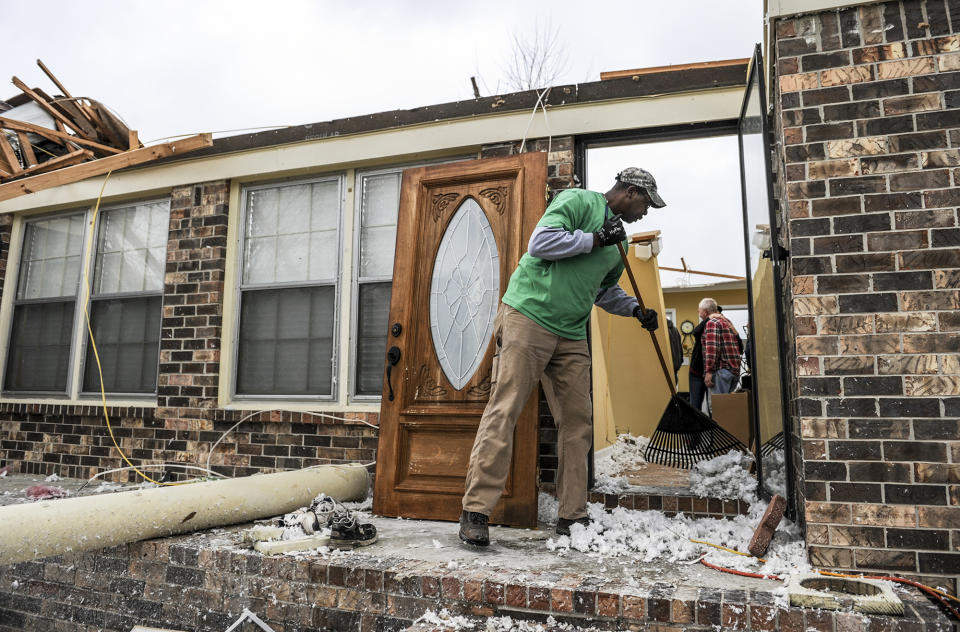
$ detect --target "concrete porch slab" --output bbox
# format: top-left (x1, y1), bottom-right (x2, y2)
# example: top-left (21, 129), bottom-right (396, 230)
top-left (0, 474), bottom-right (954, 631)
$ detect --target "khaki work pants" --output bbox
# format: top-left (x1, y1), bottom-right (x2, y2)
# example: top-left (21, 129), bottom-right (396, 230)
top-left (462, 304), bottom-right (592, 520)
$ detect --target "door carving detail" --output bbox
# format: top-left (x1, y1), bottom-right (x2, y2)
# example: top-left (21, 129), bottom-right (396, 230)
top-left (479, 186), bottom-right (508, 214)
top-left (414, 364), bottom-right (448, 399)
top-left (431, 193), bottom-right (460, 221)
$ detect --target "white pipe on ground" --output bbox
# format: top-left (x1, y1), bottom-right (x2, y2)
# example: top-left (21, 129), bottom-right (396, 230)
top-left (0, 464), bottom-right (369, 566)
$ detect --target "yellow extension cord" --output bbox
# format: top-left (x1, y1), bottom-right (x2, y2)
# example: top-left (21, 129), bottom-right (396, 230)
top-left (83, 172), bottom-right (184, 487)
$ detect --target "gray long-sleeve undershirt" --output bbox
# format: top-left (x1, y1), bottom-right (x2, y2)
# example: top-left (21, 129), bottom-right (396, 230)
top-left (527, 225), bottom-right (639, 318)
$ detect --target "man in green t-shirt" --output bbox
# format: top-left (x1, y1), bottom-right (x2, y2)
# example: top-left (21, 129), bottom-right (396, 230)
top-left (460, 167), bottom-right (667, 547)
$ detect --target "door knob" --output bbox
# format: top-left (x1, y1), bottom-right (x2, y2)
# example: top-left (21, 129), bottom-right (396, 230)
top-left (386, 346), bottom-right (401, 401)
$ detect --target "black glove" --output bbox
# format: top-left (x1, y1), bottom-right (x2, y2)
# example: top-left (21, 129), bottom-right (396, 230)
top-left (593, 214), bottom-right (626, 249)
top-left (633, 306), bottom-right (659, 331)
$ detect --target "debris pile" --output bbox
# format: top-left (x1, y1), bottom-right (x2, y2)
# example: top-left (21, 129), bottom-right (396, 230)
top-left (688, 449), bottom-right (757, 502)
top-left (243, 493), bottom-right (377, 554)
top-left (0, 59), bottom-right (140, 183)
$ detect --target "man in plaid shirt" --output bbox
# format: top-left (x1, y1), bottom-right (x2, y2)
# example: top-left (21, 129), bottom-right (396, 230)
top-left (698, 298), bottom-right (742, 394)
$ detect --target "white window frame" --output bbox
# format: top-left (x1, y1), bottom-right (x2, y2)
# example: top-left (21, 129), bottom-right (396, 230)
top-left (0, 198), bottom-right (169, 404)
top-left (348, 157), bottom-right (474, 402)
top-left (349, 166), bottom-right (401, 402)
top-left (77, 199), bottom-right (170, 397)
top-left (232, 173), bottom-right (345, 402)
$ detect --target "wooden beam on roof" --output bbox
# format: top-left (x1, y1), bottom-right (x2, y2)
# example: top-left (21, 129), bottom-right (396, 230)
top-left (0, 132), bottom-right (21, 176)
top-left (600, 58), bottom-right (751, 81)
top-left (88, 100), bottom-right (132, 149)
top-left (0, 133), bottom-right (212, 202)
top-left (11, 77), bottom-right (88, 138)
top-left (15, 132), bottom-right (37, 166)
top-left (36, 59), bottom-right (73, 99)
top-left (35, 87), bottom-right (98, 140)
top-left (0, 116), bottom-right (123, 155)
top-left (35, 59), bottom-right (100, 130)
top-left (14, 148), bottom-right (92, 178)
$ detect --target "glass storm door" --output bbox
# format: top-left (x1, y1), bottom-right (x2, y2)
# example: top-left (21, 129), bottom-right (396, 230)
top-left (738, 44), bottom-right (795, 512)
top-left (373, 153), bottom-right (547, 527)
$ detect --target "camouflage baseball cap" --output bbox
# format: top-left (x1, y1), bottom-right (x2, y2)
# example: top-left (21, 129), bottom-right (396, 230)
top-left (617, 167), bottom-right (666, 208)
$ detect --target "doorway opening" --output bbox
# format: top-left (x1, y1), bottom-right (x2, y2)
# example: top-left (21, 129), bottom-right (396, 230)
top-left (581, 114), bottom-right (790, 507)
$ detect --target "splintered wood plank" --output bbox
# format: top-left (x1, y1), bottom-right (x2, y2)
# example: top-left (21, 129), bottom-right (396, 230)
top-left (0, 155), bottom-right (14, 178)
top-left (0, 133), bottom-right (212, 202)
top-left (0, 132), bottom-right (22, 175)
top-left (36, 59), bottom-right (73, 98)
top-left (15, 132), bottom-right (37, 166)
top-left (619, 462), bottom-right (691, 489)
top-left (35, 60), bottom-right (100, 131)
top-left (88, 100), bottom-right (131, 148)
top-left (0, 116), bottom-right (122, 154)
top-left (15, 149), bottom-right (92, 177)
top-left (35, 87), bottom-right (98, 140)
top-left (11, 77), bottom-right (89, 138)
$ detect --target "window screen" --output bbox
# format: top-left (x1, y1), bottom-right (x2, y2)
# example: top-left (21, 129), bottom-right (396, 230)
top-left (236, 178), bottom-right (341, 397)
top-left (5, 214), bottom-right (85, 392)
top-left (354, 172), bottom-right (400, 397)
top-left (82, 200), bottom-right (169, 394)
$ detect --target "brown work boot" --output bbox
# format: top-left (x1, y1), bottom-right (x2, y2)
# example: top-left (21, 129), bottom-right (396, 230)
top-left (458, 511), bottom-right (489, 547)
top-left (555, 516), bottom-right (590, 536)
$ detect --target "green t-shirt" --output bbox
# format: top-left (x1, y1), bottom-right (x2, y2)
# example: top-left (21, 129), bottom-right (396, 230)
top-left (502, 189), bottom-right (626, 340)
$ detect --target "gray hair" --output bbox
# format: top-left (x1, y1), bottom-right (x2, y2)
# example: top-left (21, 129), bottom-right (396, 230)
top-left (698, 298), bottom-right (718, 313)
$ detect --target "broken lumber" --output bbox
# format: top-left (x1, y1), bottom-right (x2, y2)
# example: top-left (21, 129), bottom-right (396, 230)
top-left (0, 116), bottom-right (123, 155)
top-left (0, 464), bottom-right (369, 565)
top-left (0, 133), bottom-right (213, 202)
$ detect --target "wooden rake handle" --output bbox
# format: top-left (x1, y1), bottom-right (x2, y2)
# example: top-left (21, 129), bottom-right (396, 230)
top-left (615, 241), bottom-right (677, 396)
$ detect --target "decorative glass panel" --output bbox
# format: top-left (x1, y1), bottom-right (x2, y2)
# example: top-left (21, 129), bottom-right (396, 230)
top-left (429, 197), bottom-right (499, 390)
top-left (242, 180), bottom-right (340, 285)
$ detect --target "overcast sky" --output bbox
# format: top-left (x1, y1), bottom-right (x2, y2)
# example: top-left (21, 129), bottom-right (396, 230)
top-left (5, 1), bottom-right (764, 288)
top-left (5, 1), bottom-right (763, 143)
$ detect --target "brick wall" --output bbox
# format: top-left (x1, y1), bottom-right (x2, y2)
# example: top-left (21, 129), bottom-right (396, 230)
top-left (0, 179), bottom-right (377, 482)
top-left (773, 0), bottom-right (960, 592)
top-left (0, 405), bottom-right (377, 481)
top-left (1, 146), bottom-right (577, 490)
top-left (156, 180), bottom-right (229, 427)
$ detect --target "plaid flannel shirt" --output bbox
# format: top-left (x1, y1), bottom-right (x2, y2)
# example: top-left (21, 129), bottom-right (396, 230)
top-left (702, 315), bottom-right (741, 374)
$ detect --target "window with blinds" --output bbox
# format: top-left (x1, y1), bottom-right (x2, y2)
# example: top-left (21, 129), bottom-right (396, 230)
top-left (81, 200), bottom-right (169, 394)
top-left (235, 177), bottom-right (342, 397)
top-left (4, 213), bottom-right (85, 393)
top-left (352, 171), bottom-right (400, 398)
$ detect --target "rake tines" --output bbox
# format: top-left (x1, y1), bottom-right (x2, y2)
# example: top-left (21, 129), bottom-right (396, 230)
top-left (761, 431), bottom-right (785, 456)
top-left (643, 396), bottom-right (748, 469)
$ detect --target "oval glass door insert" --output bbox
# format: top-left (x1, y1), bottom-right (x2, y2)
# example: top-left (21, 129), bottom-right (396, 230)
top-left (429, 197), bottom-right (500, 390)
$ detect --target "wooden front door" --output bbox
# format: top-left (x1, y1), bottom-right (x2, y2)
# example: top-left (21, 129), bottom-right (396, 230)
top-left (373, 153), bottom-right (547, 527)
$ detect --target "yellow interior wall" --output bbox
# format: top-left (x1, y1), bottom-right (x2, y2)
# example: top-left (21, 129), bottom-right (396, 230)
top-left (752, 260), bottom-right (783, 443)
top-left (591, 247), bottom-right (673, 450)
top-left (662, 287), bottom-right (748, 392)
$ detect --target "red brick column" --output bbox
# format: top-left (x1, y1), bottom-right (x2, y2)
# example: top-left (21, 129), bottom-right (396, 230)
top-left (157, 180), bottom-right (228, 429)
top-left (773, 0), bottom-right (960, 592)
